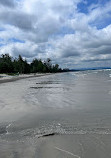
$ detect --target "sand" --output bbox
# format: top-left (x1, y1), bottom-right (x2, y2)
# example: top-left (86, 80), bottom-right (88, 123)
top-left (0, 71), bottom-right (111, 158)
top-left (0, 73), bottom-right (50, 84)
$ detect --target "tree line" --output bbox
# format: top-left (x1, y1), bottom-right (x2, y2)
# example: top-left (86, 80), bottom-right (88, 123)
top-left (0, 54), bottom-right (68, 74)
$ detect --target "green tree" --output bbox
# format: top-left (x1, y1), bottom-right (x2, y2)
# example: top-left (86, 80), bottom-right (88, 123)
top-left (0, 54), bottom-right (63, 74)
top-left (0, 54), bottom-right (14, 73)
top-left (52, 64), bottom-right (59, 72)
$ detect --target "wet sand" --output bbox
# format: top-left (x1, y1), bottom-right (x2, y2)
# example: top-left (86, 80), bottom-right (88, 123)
top-left (0, 134), bottom-right (111, 158)
top-left (0, 70), bottom-right (111, 158)
top-left (37, 134), bottom-right (111, 158)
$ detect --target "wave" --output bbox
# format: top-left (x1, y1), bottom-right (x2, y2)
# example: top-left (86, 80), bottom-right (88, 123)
top-left (1, 123), bottom-right (111, 140)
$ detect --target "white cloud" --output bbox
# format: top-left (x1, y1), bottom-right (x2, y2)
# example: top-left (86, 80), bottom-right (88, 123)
top-left (0, 0), bottom-right (111, 68)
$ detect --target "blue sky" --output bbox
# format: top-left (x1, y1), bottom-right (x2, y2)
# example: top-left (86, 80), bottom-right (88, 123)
top-left (78, 0), bottom-right (108, 13)
top-left (0, 0), bottom-right (111, 68)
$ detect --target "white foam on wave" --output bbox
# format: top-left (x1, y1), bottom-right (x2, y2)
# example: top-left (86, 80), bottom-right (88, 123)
top-left (6, 123), bottom-right (12, 134)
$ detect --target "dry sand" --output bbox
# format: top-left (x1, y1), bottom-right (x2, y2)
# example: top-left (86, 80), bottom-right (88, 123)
top-left (0, 73), bottom-right (50, 84)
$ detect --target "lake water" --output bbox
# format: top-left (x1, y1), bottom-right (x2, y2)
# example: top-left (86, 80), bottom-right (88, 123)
top-left (0, 70), bottom-right (111, 157)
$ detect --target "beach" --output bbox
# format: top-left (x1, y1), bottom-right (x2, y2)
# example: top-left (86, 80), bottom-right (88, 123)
top-left (0, 73), bottom-right (50, 84)
top-left (0, 70), bottom-right (111, 157)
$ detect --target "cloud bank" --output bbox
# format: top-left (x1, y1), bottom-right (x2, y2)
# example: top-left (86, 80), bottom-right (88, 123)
top-left (0, 0), bottom-right (111, 68)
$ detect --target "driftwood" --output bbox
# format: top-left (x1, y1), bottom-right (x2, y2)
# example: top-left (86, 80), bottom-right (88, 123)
top-left (38, 133), bottom-right (55, 138)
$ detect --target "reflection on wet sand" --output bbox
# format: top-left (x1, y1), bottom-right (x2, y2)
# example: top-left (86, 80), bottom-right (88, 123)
top-left (0, 70), bottom-right (111, 157)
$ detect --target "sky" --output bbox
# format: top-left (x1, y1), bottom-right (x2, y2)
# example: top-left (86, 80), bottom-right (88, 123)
top-left (0, 0), bottom-right (111, 69)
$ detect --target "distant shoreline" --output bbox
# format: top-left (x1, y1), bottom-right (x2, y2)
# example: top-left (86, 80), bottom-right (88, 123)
top-left (0, 73), bottom-right (51, 84)
top-left (70, 67), bottom-right (111, 71)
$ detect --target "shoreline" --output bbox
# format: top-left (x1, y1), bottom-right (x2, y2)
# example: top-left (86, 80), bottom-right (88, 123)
top-left (0, 71), bottom-right (111, 157)
top-left (0, 73), bottom-right (52, 84)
